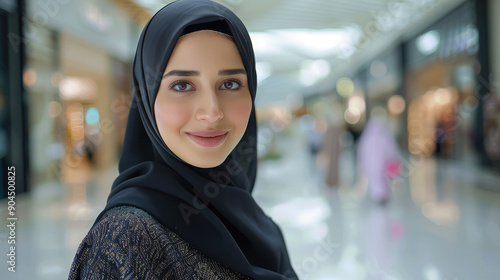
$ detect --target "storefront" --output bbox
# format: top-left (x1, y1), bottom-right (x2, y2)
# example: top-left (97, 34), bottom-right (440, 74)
top-left (0, 0), bottom-right (29, 198)
top-left (403, 0), bottom-right (484, 163)
top-left (23, 0), bottom-right (138, 188)
top-left (484, 0), bottom-right (500, 170)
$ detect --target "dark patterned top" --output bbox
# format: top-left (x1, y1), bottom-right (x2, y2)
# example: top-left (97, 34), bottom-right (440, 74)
top-left (68, 206), bottom-right (253, 280)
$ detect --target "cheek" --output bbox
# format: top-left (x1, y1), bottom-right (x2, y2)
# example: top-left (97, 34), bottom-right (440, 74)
top-left (154, 101), bottom-right (191, 134)
top-left (225, 96), bottom-right (252, 132)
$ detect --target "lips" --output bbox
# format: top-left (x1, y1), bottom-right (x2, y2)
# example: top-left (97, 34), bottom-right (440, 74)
top-left (185, 130), bottom-right (229, 147)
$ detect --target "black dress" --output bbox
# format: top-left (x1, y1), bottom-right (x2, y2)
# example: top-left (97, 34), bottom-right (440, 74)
top-left (69, 206), bottom-right (252, 280)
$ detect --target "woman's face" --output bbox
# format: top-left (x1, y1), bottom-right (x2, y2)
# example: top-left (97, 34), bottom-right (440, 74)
top-left (155, 30), bottom-right (252, 168)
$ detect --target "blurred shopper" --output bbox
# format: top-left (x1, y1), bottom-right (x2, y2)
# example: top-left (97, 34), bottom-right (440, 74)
top-left (82, 135), bottom-right (96, 165)
top-left (320, 113), bottom-right (343, 188)
top-left (435, 107), bottom-right (457, 158)
top-left (435, 118), bottom-right (445, 157)
top-left (357, 117), bottom-right (401, 204)
top-left (307, 117), bottom-right (326, 174)
top-left (307, 119), bottom-right (324, 159)
top-left (68, 1), bottom-right (297, 279)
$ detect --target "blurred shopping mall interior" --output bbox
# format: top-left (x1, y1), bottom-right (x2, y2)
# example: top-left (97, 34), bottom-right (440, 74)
top-left (1, 0), bottom-right (500, 279)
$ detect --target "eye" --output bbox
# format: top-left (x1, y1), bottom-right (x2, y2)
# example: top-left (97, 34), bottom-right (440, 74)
top-left (170, 81), bottom-right (194, 92)
top-left (220, 80), bottom-right (241, 90)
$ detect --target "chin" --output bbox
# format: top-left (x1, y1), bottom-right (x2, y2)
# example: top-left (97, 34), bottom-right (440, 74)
top-left (189, 157), bottom-right (226, 169)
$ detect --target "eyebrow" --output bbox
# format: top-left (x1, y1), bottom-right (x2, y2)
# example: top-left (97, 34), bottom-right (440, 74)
top-left (218, 69), bottom-right (247, 76)
top-left (162, 68), bottom-right (246, 79)
top-left (163, 70), bottom-right (199, 78)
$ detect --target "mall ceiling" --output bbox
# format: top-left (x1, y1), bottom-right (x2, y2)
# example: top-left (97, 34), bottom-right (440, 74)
top-left (118, 0), bottom-right (466, 106)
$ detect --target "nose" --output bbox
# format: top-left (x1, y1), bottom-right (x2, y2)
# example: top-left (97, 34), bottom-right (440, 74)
top-left (195, 89), bottom-right (223, 123)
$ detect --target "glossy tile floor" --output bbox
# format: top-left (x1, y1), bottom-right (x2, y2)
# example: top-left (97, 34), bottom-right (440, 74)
top-left (1, 126), bottom-right (500, 280)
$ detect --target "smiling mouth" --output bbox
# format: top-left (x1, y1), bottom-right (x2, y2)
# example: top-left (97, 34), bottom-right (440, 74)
top-left (185, 131), bottom-right (229, 147)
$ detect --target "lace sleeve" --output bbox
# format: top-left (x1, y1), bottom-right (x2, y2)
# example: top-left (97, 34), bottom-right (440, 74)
top-left (68, 206), bottom-right (252, 280)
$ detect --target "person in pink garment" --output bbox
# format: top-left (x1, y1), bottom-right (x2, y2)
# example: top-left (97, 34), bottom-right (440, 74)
top-left (357, 116), bottom-right (401, 204)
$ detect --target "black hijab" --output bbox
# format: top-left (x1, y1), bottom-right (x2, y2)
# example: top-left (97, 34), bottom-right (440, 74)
top-left (96, 0), bottom-right (298, 279)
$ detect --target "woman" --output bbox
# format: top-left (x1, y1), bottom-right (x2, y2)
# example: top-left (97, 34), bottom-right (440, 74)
top-left (357, 117), bottom-right (400, 205)
top-left (68, 0), bottom-right (298, 279)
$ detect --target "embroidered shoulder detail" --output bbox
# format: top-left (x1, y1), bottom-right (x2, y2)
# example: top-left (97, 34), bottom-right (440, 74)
top-left (69, 206), bottom-right (252, 280)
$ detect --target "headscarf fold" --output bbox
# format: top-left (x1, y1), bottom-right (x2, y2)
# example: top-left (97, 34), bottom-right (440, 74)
top-left (95, 0), bottom-right (298, 279)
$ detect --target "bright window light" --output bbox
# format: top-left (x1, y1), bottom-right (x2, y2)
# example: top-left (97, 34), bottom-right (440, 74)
top-left (249, 32), bottom-right (281, 55)
top-left (256, 62), bottom-right (272, 83)
top-left (417, 30), bottom-right (440, 56)
top-left (250, 27), bottom-right (361, 59)
top-left (271, 28), bottom-right (360, 58)
top-left (300, 59), bottom-right (331, 86)
top-left (59, 77), bottom-right (97, 100)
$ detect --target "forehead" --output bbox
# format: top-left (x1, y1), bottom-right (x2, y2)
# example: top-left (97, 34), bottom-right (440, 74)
top-left (166, 30), bottom-right (243, 68)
